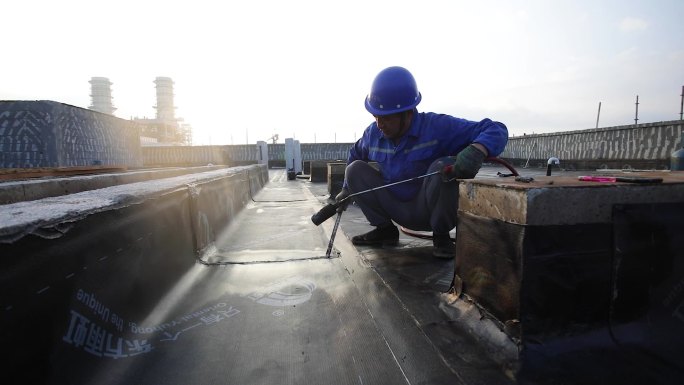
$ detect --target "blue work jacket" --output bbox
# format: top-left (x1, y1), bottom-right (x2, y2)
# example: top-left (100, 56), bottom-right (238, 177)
top-left (346, 110), bottom-right (508, 201)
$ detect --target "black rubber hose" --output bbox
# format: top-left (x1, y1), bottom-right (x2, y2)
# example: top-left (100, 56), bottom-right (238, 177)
top-left (486, 157), bottom-right (519, 176)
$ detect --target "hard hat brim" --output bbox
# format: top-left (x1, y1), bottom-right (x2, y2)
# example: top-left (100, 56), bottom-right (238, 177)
top-left (364, 93), bottom-right (422, 116)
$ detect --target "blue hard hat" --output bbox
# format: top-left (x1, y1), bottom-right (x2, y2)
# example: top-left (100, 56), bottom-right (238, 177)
top-left (364, 66), bottom-right (422, 116)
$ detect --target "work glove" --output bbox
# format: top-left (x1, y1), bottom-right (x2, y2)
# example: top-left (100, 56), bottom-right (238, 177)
top-left (440, 144), bottom-right (486, 182)
top-left (334, 187), bottom-right (351, 212)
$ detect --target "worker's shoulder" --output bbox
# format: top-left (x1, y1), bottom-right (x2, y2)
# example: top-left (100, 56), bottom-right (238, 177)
top-left (418, 111), bottom-right (474, 126)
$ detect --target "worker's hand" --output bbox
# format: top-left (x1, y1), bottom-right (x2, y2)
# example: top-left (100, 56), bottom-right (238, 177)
top-left (334, 187), bottom-right (350, 212)
top-left (441, 145), bottom-right (486, 182)
top-left (438, 157), bottom-right (458, 182)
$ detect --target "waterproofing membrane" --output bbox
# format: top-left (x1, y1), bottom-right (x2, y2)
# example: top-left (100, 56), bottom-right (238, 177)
top-left (200, 171), bottom-right (335, 264)
top-left (611, 202), bottom-right (684, 382)
top-left (331, 198), bottom-right (515, 385)
top-left (1, 188), bottom-right (199, 384)
top-left (4, 168), bottom-right (503, 385)
top-left (50, 260), bottom-right (418, 384)
top-left (8, 166), bottom-right (684, 384)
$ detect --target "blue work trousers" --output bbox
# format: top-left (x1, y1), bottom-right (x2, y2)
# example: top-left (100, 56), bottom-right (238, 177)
top-left (344, 158), bottom-right (459, 234)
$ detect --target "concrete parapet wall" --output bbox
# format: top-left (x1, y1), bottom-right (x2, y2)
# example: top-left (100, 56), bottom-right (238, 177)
top-left (5, 99), bottom-right (677, 171)
top-left (0, 101), bottom-right (142, 168)
top-left (300, 143), bottom-right (349, 162)
top-left (143, 121), bottom-right (684, 171)
top-left (0, 165), bottom-right (229, 205)
top-left (0, 164), bottom-right (267, 244)
top-left (256, 143), bottom-right (349, 163)
top-left (501, 120), bottom-right (683, 170)
top-left (142, 144), bottom-right (265, 166)
top-left (0, 164), bottom-right (268, 380)
top-left (141, 143), bottom-right (352, 168)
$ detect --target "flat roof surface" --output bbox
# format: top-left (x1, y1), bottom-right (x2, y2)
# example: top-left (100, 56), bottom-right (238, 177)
top-left (10, 165), bottom-right (681, 384)
top-left (46, 169), bottom-right (515, 385)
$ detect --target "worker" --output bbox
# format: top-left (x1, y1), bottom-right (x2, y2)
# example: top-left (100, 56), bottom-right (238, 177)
top-left (337, 66), bottom-right (508, 258)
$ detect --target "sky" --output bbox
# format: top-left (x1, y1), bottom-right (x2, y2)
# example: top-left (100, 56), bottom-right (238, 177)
top-left (1, 0), bottom-right (683, 145)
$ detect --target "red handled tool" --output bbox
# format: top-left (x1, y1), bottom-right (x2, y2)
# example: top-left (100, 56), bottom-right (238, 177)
top-left (578, 175), bottom-right (663, 183)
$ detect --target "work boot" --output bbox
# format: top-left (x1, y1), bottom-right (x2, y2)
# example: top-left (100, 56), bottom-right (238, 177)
top-left (432, 233), bottom-right (454, 259)
top-left (351, 224), bottom-right (399, 246)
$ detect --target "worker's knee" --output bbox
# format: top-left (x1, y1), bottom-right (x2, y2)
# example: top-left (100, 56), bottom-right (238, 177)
top-left (346, 160), bottom-right (375, 178)
top-left (346, 160), bottom-right (383, 192)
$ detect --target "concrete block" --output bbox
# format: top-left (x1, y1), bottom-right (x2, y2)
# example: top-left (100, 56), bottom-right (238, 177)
top-left (452, 170), bottom-right (684, 380)
top-left (327, 162), bottom-right (346, 197)
top-left (308, 160), bottom-right (328, 183)
top-left (458, 171), bottom-right (684, 225)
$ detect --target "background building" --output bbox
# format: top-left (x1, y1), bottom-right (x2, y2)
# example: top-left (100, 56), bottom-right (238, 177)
top-left (88, 77), bottom-right (116, 115)
top-left (135, 77), bottom-right (193, 146)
